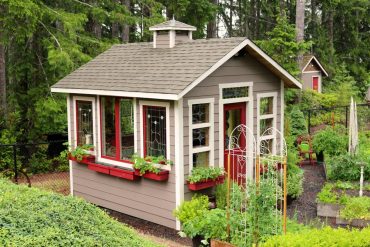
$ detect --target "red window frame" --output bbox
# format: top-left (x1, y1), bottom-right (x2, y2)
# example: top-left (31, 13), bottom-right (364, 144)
top-left (76, 100), bottom-right (94, 148)
top-left (100, 97), bottom-right (133, 164)
top-left (143, 105), bottom-right (167, 158)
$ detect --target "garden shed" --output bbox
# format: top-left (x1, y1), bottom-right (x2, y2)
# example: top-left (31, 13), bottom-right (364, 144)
top-left (51, 19), bottom-right (301, 230)
top-left (300, 55), bottom-right (328, 93)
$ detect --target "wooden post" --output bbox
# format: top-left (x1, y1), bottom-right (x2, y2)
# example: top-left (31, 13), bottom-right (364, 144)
top-left (226, 152), bottom-right (231, 239)
top-left (283, 156), bottom-right (287, 234)
top-left (255, 156), bottom-right (260, 184)
top-left (360, 164), bottom-right (364, 197)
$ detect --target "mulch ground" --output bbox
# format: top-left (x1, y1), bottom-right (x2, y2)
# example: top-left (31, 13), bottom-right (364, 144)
top-left (287, 161), bottom-right (326, 225)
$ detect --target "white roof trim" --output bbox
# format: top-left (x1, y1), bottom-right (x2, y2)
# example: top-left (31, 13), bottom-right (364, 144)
top-left (302, 56), bottom-right (329, 77)
top-left (178, 39), bottom-right (302, 99)
top-left (51, 88), bottom-right (178, 100)
top-left (149, 26), bottom-right (196, 31)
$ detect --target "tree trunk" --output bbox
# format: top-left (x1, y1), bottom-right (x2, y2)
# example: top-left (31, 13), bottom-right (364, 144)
top-left (207, 0), bottom-right (218, 38)
top-left (0, 29), bottom-right (6, 117)
top-left (280, 0), bottom-right (286, 16)
top-left (296, 0), bottom-right (305, 70)
top-left (255, 0), bottom-right (260, 39)
top-left (327, 9), bottom-right (334, 65)
top-left (228, 0), bottom-right (233, 37)
top-left (249, 0), bottom-right (255, 39)
top-left (121, 0), bottom-right (130, 43)
top-left (311, 0), bottom-right (317, 37)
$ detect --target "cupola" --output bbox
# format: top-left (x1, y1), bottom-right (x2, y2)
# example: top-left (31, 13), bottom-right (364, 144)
top-left (149, 18), bottom-right (196, 48)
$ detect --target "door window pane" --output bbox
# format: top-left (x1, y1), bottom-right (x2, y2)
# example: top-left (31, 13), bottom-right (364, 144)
top-left (260, 118), bottom-right (273, 135)
top-left (120, 99), bottom-right (134, 160)
top-left (193, 152), bottom-right (209, 168)
top-left (225, 109), bottom-right (242, 149)
top-left (101, 97), bottom-right (116, 157)
top-left (76, 101), bottom-right (93, 146)
top-left (144, 106), bottom-right (166, 157)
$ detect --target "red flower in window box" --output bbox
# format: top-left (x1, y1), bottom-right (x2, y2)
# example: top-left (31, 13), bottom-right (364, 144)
top-left (187, 175), bottom-right (225, 191)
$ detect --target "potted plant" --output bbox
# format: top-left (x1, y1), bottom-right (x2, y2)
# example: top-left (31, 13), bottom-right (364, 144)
top-left (62, 144), bottom-right (95, 164)
top-left (187, 167), bottom-right (225, 191)
top-left (131, 154), bottom-right (170, 181)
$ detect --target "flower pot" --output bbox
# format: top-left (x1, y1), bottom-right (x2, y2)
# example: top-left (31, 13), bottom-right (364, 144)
top-left (87, 163), bottom-right (110, 174)
top-left (142, 170), bottom-right (169, 181)
top-left (187, 175), bottom-right (225, 191)
top-left (110, 166), bottom-right (140, 181)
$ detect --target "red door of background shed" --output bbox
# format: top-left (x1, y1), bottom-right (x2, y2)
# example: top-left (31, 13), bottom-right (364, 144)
top-left (312, 76), bottom-right (319, 92)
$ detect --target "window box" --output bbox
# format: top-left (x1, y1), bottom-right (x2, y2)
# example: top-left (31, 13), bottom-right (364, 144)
top-left (187, 175), bottom-right (225, 191)
top-left (87, 163), bottom-right (110, 175)
top-left (110, 166), bottom-right (140, 181)
top-left (142, 170), bottom-right (169, 181)
top-left (68, 154), bottom-right (95, 164)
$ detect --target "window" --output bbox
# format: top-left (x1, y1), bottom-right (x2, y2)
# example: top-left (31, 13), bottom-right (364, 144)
top-left (257, 93), bottom-right (277, 155)
top-left (143, 106), bottom-right (167, 157)
top-left (222, 87), bottom-right (248, 99)
top-left (101, 97), bottom-right (134, 162)
top-left (76, 101), bottom-right (94, 146)
top-left (188, 99), bottom-right (214, 171)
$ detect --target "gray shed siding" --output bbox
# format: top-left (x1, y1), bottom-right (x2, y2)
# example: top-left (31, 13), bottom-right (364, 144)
top-left (70, 95), bottom-right (177, 229)
top-left (302, 71), bottom-right (321, 92)
top-left (182, 53), bottom-right (283, 200)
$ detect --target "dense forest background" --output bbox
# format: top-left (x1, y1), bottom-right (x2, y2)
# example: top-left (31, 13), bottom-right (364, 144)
top-left (0, 0), bottom-right (369, 144)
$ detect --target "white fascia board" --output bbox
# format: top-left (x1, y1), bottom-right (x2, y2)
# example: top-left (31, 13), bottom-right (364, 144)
top-left (301, 56), bottom-right (329, 77)
top-left (51, 88), bottom-right (179, 100)
top-left (178, 39), bottom-right (302, 99)
top-left (149, 27), bottom-right (196, 31)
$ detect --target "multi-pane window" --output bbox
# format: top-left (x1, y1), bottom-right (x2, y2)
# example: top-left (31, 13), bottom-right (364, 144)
top-left (101, 97), bottom-right (134, 161)
top-left (76, 101), bottom-right (93, 146)
top-left (222, 86), bottom-right (248, 99)
top-left (143, 106), bottom-right (167, 157)
top-left (189, 100), bottom-right (213, 170)
top-left (258, 94), bottom-right (277, 154)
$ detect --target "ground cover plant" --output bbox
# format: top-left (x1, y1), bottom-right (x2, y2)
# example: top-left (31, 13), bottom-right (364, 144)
top-left (0, 179), bottom-right (159, 247)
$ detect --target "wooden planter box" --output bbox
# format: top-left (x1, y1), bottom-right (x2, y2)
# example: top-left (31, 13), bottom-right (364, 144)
top-left (68, 154), bottom-right (95, 164)
top-left (211, 240), bottom-right (235, 247)
top-left (317, 202), bottom-right (342, 218)
top-left (336, 217), bottom-right (370, 227)
top-left (187, 175), bottom-right (225, 191)
top-left (110, 166), bottom-right (140, 181)
top-left (143, 170), bottom-right (169, 181)
top-left (88, 163), bottom-right (110, 174)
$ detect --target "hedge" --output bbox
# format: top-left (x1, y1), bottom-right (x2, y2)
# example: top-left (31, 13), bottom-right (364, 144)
top-left (0, 179), bottom-right (160, 247)
top-left (262, 226), bottom-right (370, 247)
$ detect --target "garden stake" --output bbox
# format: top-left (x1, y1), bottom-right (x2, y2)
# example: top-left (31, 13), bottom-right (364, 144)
top-left (226, 151), bottom-right (231, 240)
top-left (283, 156), bottom-right (287, 234)
top-left (359, 164), bottom-right (364, 197)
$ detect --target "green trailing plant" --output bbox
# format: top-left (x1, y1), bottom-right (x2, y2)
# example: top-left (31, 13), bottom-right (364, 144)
top-left (173, 195), bottom-right (209, 224)
top-left (187, 167), bottom-right (224, 184)
top-left (262, 226), bottom-right (370, 247)
top-left (340, 197), bottom-right (370, 220)
top-left (0, 179), bottom-right (159, 247)
top-left (131, 154), bottom-right (172, 175)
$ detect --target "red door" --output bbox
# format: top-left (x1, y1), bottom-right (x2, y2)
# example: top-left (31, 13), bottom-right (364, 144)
top-left (312, 76), bottom-right (319, 92)
top-left (224, 102), bottom-right (246, 184)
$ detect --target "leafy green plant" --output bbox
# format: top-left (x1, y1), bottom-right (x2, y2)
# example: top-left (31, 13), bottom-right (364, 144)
top-left (0, 179), bottom-right (159, 247)
top-left (286, 150), bottom-right (304, 199)
top-left (131, 154), bottom-right (172, 175)
top-left (316, 184), bottom-right (338, 204)
top-left (326, 154), bottom-right (369, 181)
top-left (60, 143), bottom-right (93, 162)
top-left (340, 197), bottom-right (370, 220)
top-left (173, 195), bottom-right (209, 224)
top-left (187, 167), bottom-right (224, 184)
top-left (262, 226), bottom-right (370, 247)
top-left (312, 127), bottom-right (347, 157)
top-left (288, 106), bottom-right (308, 137)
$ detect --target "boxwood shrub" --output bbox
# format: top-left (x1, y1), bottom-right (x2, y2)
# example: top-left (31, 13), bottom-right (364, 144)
top-left (262, 227), bottom-right (370, 247)
top-left (0, 179), bottom-right (159, 247)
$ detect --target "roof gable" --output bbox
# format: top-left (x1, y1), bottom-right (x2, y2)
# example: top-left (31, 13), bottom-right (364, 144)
top-left (301, 55), bottom-right (329, 76)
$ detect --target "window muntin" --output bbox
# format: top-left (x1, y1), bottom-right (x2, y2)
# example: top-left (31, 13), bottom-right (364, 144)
top-left (101, 96), bottom-right (134, 161)
top-left (192, 128), bottom-right (209, 148)
top-left (76, 101), bottom-right (93, 146)
top-left (222, 86), bottom-right (248, 99)
top-left (144, 106), bottom-right (167, 157)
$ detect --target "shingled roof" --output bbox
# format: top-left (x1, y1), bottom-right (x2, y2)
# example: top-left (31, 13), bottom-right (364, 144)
top-left (149, 19), bottom-right (196, 31)
top-left (51, 37), bottom-right (301, 99)
top-left (300, 55), bottom-right (328, 76)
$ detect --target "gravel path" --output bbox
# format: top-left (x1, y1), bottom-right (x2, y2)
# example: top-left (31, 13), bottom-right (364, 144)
top-left (287, 162), bottom-right (326, 224)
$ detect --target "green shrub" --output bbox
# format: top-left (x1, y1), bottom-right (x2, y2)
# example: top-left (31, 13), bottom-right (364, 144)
top-left (340, 197), bottom-right (370, 220)
top-left (262, 226), bottom-right (370, 247)
top-left (287, 151), bottom-right (304, 199)
top-left (173, 195), bottom-right (209, 224)
top-left (312, 126), bottom-right (347, 157)
top-left (326, 154), bottom-right (369, 181)
top-left (288, 107), bottom-right (308, 137)
top-left (215, 179), bottom-right (228, 209)
top-left (0, 179), bottom-right (159, 247)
